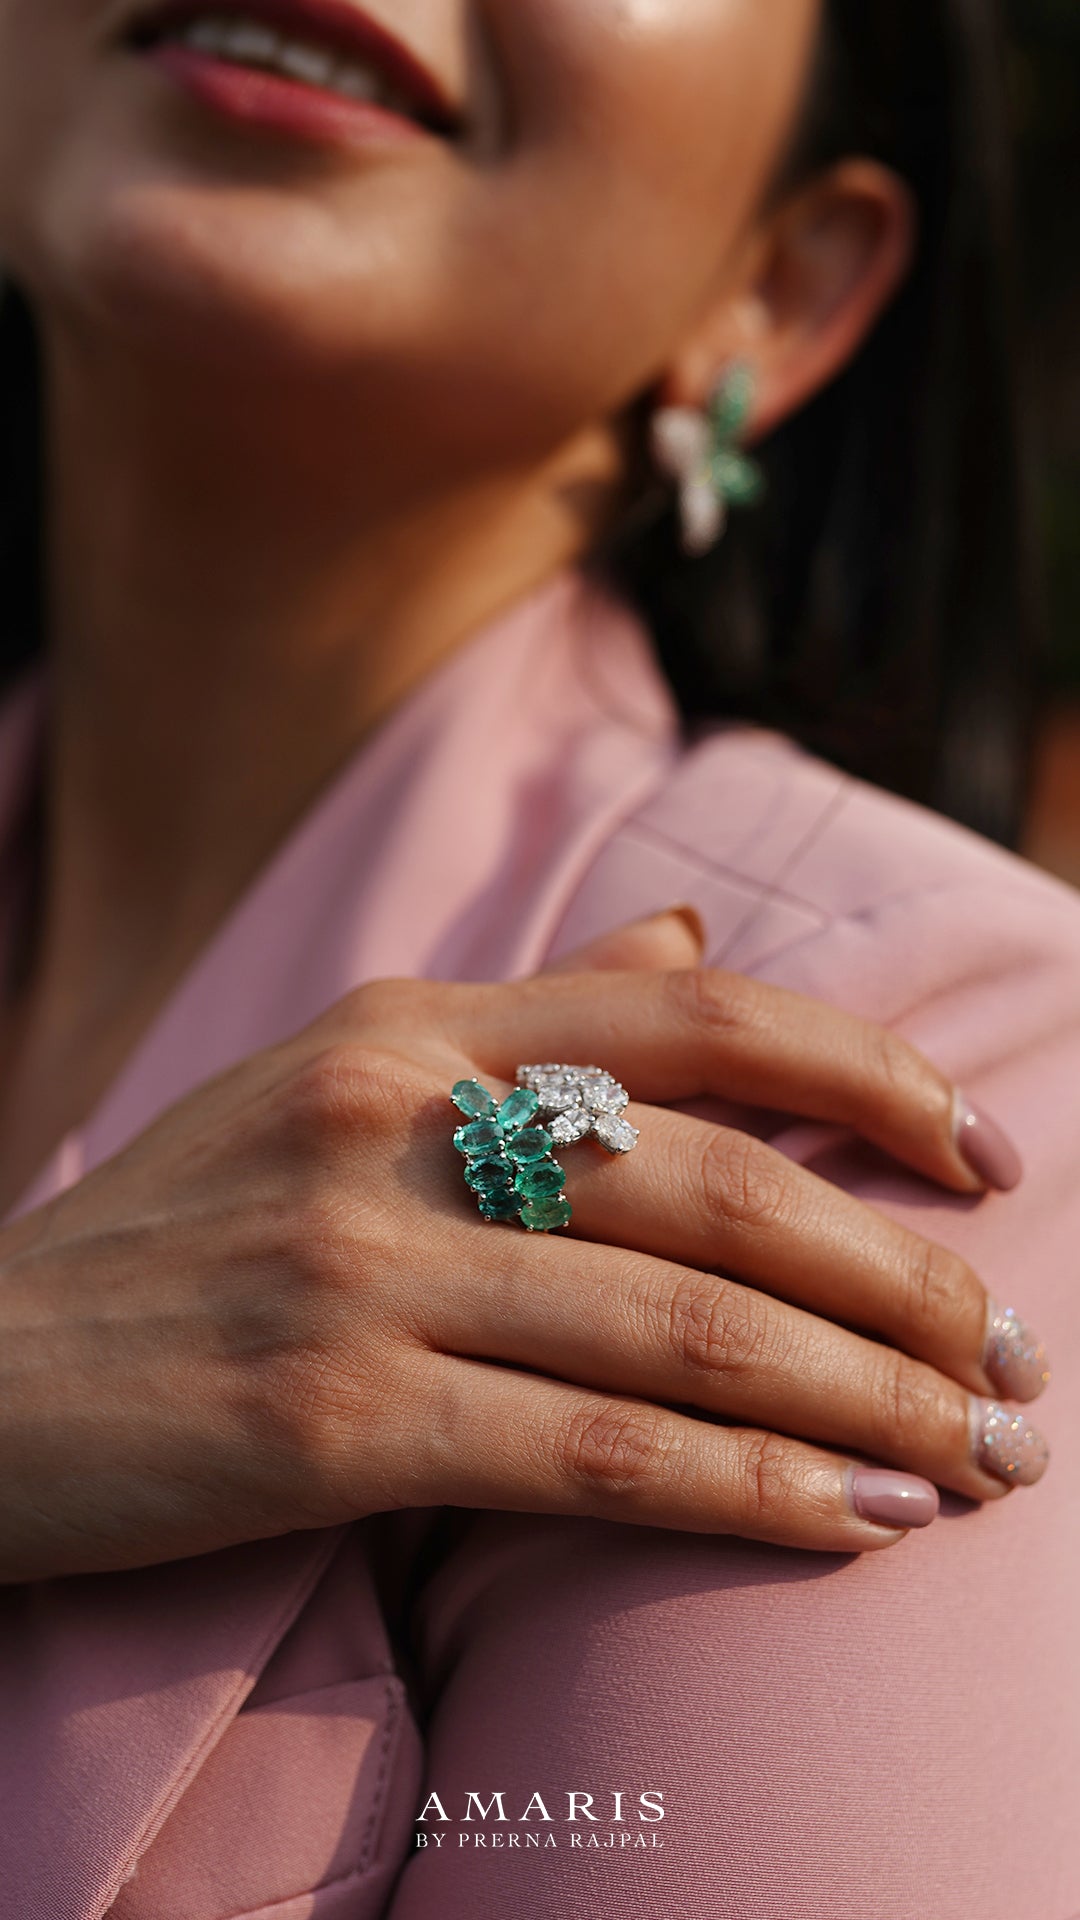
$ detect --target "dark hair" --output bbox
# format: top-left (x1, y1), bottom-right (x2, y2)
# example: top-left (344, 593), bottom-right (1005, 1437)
top-left (610, 0), bottom-right (1037, 846)
top-left (0, 1), bottom-right (1036, 845)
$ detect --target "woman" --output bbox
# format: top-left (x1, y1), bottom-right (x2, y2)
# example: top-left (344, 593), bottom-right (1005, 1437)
top-left (0, 0), bottom-right (1074, 1915)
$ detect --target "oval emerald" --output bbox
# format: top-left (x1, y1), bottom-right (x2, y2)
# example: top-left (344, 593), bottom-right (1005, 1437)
top-left (507, 1127), bottom-right (554, 1165)
top-left (515, 1161), bottom-right (567, 1201)
top-left (453, 1119), bottom-right (505, 1157)
top-left (465, 1156), bottom-right (515, 1195)
top-left (498, 1087), bottom-right (540, 1132)
top-left (451, 1079), bottom-right (498, 1121)
top-left (520, 1196), bottom-right (573, 1233)
top-left (479, 1190), bottom-right (523, 1222)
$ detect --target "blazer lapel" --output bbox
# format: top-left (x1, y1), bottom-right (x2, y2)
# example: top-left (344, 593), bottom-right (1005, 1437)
top-left (0, 1532), bottom-right (345, 1920)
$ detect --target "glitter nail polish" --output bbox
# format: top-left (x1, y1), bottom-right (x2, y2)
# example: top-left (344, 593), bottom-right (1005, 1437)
top-left (971, 1399), bottom-right (1050, 1488)
top-left (983, 1300), bottom-right (1051, 1402)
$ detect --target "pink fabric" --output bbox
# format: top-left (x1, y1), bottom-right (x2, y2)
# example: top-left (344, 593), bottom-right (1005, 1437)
top-left (1, 567), bottom-right (1079, 1918)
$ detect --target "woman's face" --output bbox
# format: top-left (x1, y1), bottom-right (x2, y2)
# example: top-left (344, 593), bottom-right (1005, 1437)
top-left (0, 0), bottom-right (820, 470)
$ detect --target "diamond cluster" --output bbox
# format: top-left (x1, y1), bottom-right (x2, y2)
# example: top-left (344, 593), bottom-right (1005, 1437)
top-left (515, 1064), bottom-right (639, 1156)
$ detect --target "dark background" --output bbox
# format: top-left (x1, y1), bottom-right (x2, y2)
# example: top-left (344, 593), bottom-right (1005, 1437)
top-left (1007, 1), bottom-right (1080, 877)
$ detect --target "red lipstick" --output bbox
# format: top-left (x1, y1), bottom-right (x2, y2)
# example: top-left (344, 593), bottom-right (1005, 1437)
top-left (128, 0), bottom-right (462, 150)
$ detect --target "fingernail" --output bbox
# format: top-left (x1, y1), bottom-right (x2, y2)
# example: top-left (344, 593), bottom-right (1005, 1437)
top-left (952, 1093), bottom-right (1023, 1191)
top-left (970, 1399), bottom-right (1050, 1487)
top-left (847, 1466), bottom-right (940, 1529)
top-left (983, 1299), bottom-right (1051, 1401)
top-left (663, 903), bottom-right (707, 952)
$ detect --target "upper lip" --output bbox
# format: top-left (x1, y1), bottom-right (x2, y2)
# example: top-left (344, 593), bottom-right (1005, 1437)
top-left (126, 0), bottom-right (465, 133)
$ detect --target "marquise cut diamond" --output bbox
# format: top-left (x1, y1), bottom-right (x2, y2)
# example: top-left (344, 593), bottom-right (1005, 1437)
top-left (549, 1109), bottom-right (594, 1147)
top-left (516, 1063), bottom-right (638, 1154)
top-left (593, 1114), bottom-right (639, 1155)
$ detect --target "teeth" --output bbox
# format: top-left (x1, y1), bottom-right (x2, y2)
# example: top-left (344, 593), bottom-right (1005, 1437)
top-left (184, 16), bottom-right (230, 53)
top-left (276, 41), bottom-right (335, 86)
top-left (222, 20), bottom-right (280, 61)
top-left (332, 60), bottom-right (378, 100)
top-left (173, 12), bottom-right (406, 112)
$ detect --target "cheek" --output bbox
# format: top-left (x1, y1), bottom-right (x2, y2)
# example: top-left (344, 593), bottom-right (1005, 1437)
top-left (464, 0), bottom-right (819, 376)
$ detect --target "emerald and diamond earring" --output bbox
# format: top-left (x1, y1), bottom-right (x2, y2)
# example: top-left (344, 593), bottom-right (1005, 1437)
top-left (649, 361), bottom-right (766, 557)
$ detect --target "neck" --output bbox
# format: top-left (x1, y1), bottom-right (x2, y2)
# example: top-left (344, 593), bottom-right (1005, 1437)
top-left (25, 318), bottom-right (622, 1036)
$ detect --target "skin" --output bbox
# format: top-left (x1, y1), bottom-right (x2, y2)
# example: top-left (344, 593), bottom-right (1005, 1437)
top-left (0, 0), bottom-right (1044, 1575)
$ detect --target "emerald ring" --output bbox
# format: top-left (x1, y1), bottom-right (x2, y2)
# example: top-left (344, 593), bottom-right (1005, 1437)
top-left (451, 1080), bottom-right (572, 1233)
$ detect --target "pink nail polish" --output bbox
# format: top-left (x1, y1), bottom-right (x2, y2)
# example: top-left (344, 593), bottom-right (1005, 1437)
top-left (848, 1467), bottom-right (940, 1529)
top-left (983, 1300), bottom-right (1051, 1401)
top-left (970, 1399), bottom-right (1050, 1487)
top-left (953, 1097), bottom-right (1023, 1191)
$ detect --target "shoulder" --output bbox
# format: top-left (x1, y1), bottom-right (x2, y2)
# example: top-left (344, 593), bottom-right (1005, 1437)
top-left (550, 723), bottom-right (1080, 1053)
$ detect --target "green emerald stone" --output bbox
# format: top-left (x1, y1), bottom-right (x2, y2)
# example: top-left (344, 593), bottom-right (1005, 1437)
top-left (453, 1119), bottom-right (505, 1158)
top-left (451, 1079), bottom-right (498, 1121)
top-left (520, 1196), bottom-right (573, 1233)
top-left (709, 362), bottom-right (754, 440)
top-left (515, 1160), bottom-right (567, 1201)
top-left (497, 1087), bottom-right (540, 1132)
top-left (465, 1155), bottom-right (515, 1195)
top-left (479, 1189), bottom-right (523, 1222)
top-left (710, 449), bottom-right (765, 508)
top-left (506, 1127), bottom-right (553, 1165)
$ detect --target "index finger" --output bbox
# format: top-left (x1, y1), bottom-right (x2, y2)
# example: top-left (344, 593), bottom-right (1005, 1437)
top-left (447, 967), bottom-right (1021, 1197)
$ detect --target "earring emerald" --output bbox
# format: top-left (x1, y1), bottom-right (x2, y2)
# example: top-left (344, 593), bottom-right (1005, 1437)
top-left (650, 359), bottom-right (766, 557)
top-left (706, 363), bottom-right (766, 512)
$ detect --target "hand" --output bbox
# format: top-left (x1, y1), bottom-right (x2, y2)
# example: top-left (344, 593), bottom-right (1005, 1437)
top-left (0, 910), bottom-right (1046, 1582)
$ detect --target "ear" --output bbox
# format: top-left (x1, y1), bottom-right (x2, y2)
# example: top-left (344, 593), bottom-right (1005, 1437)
top-left (657, 159), bottom-right (916, 437)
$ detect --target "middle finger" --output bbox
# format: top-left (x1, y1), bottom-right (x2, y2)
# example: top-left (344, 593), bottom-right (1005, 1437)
top-left (550, 1103), bottom-right (1048, 1406)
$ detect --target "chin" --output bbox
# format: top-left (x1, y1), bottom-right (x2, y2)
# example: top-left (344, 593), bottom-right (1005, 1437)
top-left (0, 112), bottom-right (436, 387)
top-left (14, 182), bottom-right (371, 378)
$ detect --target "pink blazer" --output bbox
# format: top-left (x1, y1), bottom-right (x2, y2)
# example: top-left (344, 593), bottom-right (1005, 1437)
top-left (2, 570), bottom-right (1079, 1920)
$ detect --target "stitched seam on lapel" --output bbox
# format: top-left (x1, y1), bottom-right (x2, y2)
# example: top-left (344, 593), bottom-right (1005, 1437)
top-left (358, 1676), bottom-right (402, 1874)
top-left (618, 816), bottom-right (835, 924)
top-left (211, 1678), bottom-right (405, 1920)
top-left (711, 779), bottom-right (852, 968)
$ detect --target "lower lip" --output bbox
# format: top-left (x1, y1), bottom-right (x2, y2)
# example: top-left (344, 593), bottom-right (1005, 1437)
top-left (146, 43), bottom-right (427, 150)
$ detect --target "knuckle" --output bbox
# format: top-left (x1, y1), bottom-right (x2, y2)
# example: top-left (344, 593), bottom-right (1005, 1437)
top-left (664, 1271), bottom-right (770, 1382)
top-left (237, 1337), bottom-right (358, 1520)
top-left (265, 1344), bottom-right (347, 1453)
top-left (558, 1402), bottom-right (662, 1500)
top-left (734, 1428), bottom-right (799, 1530)
top-left (699, 1127), bottom-right (791, 1235)
top-left (275, 1194), bottom-right (358, 1298)
top-left (905, 1236), bottom-right (979, 1343)
top-left (875, 1349), bottom-right (942, 1453)
top-left (862, 1022), bottom-right (923, 1110)
top-left (253, 1334), bottom-right (412, 1516)
top-left (667, 964), bottom-right (760, 1042)
top-left (280, 1044), bottom-right (426, 1147)
top-left (342, 976), bottom-right (429, 1032)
